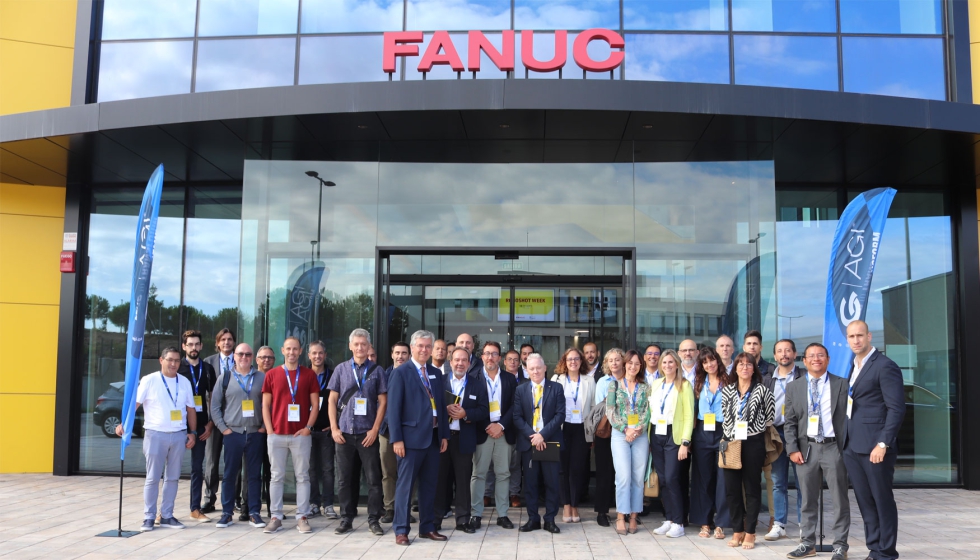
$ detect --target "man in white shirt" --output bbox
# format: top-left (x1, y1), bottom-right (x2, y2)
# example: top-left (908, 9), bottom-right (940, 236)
top-left (715, 335), bottom-right (735, 374)
top-left (583, 342), bottom-right (601, 378)
top-left (116, 347), bottom-right (197, 532)
top-left (678, 339), bottom-right (698, 385)
top-left (643, 344), bottom-right (661, 384)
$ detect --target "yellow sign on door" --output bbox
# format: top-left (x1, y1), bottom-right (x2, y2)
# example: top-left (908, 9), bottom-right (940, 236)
top-left (499, 289), bottom-right (555, 322)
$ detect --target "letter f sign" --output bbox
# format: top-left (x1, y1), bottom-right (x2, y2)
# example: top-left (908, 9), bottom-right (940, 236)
top-left (383, 32), bottom-right (424, 74)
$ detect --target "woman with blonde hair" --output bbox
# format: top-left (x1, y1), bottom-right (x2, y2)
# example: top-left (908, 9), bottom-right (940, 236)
top-left (590, 347), bottom-right (626, 527)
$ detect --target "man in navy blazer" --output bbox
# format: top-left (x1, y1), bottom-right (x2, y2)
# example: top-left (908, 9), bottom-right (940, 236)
top-left (386, 330), bottom-right (450, 545)
top-left (455, 333), bottom-right (485, 376)
top-left (513, 353), bottom-right (564, 533)
top-left (842, 320), bottom-right (905, 560)
top-left (435, 347), bottom-right (489, 532)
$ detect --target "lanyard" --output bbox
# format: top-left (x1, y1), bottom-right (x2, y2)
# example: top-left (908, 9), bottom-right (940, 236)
top-left (284, 366), bottom-right (300, 403)
top-left (235, 371), bottom-right (255, 397)
top-left (622, 379), bottom-right (641, 412)
top-left (657, 380), bottom-right (673, 415)
top-left (161, 372), bottom-right (179, 408)
top-left (701, 383), bottom-right (719, 412)
top-left (564, 376), bottom-right (581, 406)
top-left (318, 372), bottom-right (328, 391)
top-left (485, 371), bottom-right (499, 401)
top-left (417, 364), bottom-right (433, 398)
top-left (738, 388), bottom-right (752, 420)
top-left (452, 374), bottom-right (468, 397)
top-left (808, 374), bottom-right (826, 415)
top-left (188, 361), bottom-right (202, 394)
top-left (351, 359), bottom-right (368, 395)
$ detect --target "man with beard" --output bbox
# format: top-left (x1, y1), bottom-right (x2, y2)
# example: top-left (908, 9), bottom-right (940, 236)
top-left (308, 340), bottom-right (337, 520)
top-left (583, 342), bottom-right (601, 378)
top-left (763, 339), bottom-right (804, 541)
top-left (201, 328), bottom-right (236, 513)
top-left (380, 341), bottom-right (412, 524)
top-left (177, 330), bottom-right (216, 523)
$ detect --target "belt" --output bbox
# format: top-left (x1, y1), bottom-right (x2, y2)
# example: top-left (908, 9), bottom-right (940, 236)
top-left (807, 437), bottom-right (836, 443)
top-left (450, 429), bottom-right (460, 435)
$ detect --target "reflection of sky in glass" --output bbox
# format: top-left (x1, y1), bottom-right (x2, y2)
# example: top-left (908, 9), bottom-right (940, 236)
top-left (843, 37), bottom-right (945, 100)
top-left (734, 35), bottom-right (837, 91)
top-left (732, 0), bottom-right (836, 32)
top-left (302, 0), bottom-right (404, 33)
top-left (514, 0), bottom-right (619, 30)
top-left (407, 0), bottom-right (510, 31)
top-left (840, 0), bottom-right (942, 34)
top-left (300, 36), bottom-right (394, 83)
top-left (102, 0), bottom-right (197, 40)
top-left (198, 0), bottom-right (299, 36)
top-left (98, 41), bottom-right (193, 102)
top-left (195, 38), bottom-right (296, 92)
top-left (183, 218), bottom-right (242, 315)
top-left (624, 0), bottom-right (728, 31)
top-left (625, 34), bottom-right (729, 84)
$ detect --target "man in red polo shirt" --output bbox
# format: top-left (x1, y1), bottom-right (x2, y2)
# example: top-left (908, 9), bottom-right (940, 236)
top-left (261, 337), bottom-right (319, 533)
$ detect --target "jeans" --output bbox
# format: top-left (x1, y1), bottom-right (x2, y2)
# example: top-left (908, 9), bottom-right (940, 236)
top-left (610, 429), bottom-right (648, 515)
top-left (770, 426), bottom-right (801, 526)
top-left (268, 433), bottom-right (312, 520)
top-left (221, 430), bottom-right (265, 516)
top-left (310, 430), bottom-right (336, 508)
top-left (143, 430), bottom-right (186, 520)
top-left (188, 433), bottom-right (207, 512)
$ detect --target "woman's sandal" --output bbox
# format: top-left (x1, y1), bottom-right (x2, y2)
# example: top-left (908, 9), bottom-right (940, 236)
top-left (741, 534), bottom-right (756, 550)
top-left (728, 532), bottom-right (744, 547)
top-left (628, 515), bottom-right (639, 534)
top-left (699, 525), bottom-right (711, 538)
top-left (616, 516), bottom-right (628, 535)
top-left (714, 527), bottom-right (725, 540)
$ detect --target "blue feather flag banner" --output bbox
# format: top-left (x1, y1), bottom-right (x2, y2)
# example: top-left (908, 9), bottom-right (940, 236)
top-left (822, 187), bottom-right (896, 378)
top-left (120, 164), bottom-right (165, 460)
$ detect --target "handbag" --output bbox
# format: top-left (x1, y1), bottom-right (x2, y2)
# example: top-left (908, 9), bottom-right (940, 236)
top-left (644, 456), bottom-right (660, 497)
top-left (718, 438), bottom-right (743, 469)
top-left (595, 416), bottom-right (612, 439)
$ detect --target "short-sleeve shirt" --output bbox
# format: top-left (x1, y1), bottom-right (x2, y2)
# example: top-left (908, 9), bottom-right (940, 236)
top-left (261, 365), bottom-right (319, 435)
top-left (327, 359), bottom-right (387, 435)
top-left (137, 371), bottom-right (196, 433)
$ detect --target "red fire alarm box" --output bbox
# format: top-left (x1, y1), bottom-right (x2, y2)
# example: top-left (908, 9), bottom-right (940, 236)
top-left (60, 251), bottom-right (76, 273)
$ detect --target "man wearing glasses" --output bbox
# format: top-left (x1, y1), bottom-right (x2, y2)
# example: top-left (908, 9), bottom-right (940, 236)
top-left (644, 344), bottom-right (662, 385)
top-left (240, 346), bottom-right (276, 519)
top-left (678, 339), bottom-right (699, 385)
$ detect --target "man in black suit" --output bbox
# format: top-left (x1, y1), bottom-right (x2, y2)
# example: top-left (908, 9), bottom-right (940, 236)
top-left (513, 353), bottom-right (564, 534)
top-left (455, 333), bottom-right (484, 376)
top-left (387, 330), bottom-right (450, 546)
top-left (435, 347), bottom-right (489, 532)
top-left (785, 343), bottom-right (850, 560)
top-left (843, 320), bottom-right (905, 560)
top-left (201, 328), bottom-right (236, 514)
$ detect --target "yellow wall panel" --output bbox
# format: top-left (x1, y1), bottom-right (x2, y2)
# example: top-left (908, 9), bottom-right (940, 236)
top-left (0, 394), bottom-right (55, 473)
top-left (0, 303), bottom-right (59, 394)
top-left (0, 213), bottom-right (63, 305)
top-left (972, 0), bottom-right (980, 44)
top-left (0, 183), bottom-right (65, 217)
top-left (0, 0), bottom-right (76, 47)
top-left (0, 39), bottom-right (73, 115)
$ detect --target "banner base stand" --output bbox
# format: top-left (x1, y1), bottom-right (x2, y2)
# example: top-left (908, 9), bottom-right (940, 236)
top-left (96, 529), bottom-right (139, 538)
top-left (814, 545), bottom-right (834, 553)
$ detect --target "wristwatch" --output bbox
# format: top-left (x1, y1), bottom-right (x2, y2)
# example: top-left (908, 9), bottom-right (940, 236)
top-left (306, 425), bottom-right (315, 432)
top-left (682, 440), bottom-right (691, 447)
top-left (877, 442), bottom-right (888, 449)
top-left (188, 430), bottom-right (197, 436)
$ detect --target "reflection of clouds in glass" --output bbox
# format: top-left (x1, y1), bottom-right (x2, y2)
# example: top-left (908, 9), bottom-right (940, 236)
top-left (300, 35), bottom-right (393, 83)
top-left (98, 41), bottom-right (193, 102)
top-left (625, 34), bottom-right (729, 84)
top-left (102, 0), bottom-right (197, 40)
top-left (183, 219), bottom-right (242, 315)
top-left (734, 35), bottom-right (837, 91)
top-left (408, 0), bottom-right (510, 30)
top-left (195, 38), bottom-right (295, 92)
top-left (842, 37), bottom-right (944, 100)
top-left (731, 0), bottom-right (837, 32)
top-left (198, 0), bottom-right (299, 36)
top-left (302, 0), bottom-right (403, 32)
top-left (624, 0), bottom-right (727, 31)
top-left (514, 0), bottom-right (619, 30)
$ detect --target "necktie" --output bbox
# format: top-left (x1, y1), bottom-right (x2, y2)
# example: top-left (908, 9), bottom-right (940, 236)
top-left (225, 356), bottom-right (232, 374)
top-left (532, 384), bottom-right (542, 432)
top-left (811, 377), bottom-right (824, 442)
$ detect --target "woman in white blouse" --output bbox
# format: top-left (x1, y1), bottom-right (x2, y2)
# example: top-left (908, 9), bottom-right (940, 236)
top-left (552, 347), bottom-right (596, 523)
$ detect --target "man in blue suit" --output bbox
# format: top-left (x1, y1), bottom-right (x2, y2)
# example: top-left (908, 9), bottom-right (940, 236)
top-left (842, 320), bottom-right (905, 560)
top-left (387, 330), bottom-right (450, 546)
top-left (513, 353), bottom-right (564, 534)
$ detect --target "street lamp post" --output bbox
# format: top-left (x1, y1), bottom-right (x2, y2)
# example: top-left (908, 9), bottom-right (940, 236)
top-left (778, 314), bottom-right (804, 339)
top-left (305, 171), bottom-right (336, 259)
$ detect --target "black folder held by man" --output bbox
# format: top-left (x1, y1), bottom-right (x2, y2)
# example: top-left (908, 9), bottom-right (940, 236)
top-left (444, 390), bottom-right (461, 406)
top-left (531, 442), bottom-right (561, 462)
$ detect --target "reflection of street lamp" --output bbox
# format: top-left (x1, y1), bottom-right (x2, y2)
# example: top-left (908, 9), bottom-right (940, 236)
top-left (749, 232), bottom-right (767, 259)
top-left (310, 240), bottom-right (317, 270)
top-left (778, 314), bottom-right (803, 339)
top-left (305, 171), bottom-right (336, 258)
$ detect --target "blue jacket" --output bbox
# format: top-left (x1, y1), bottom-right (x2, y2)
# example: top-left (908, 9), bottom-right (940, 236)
top-left (478, 369), bottom-right (519, 446)
top-left (844, 349), bottom-right (906, 453)
top-left (512, 379), bottom-right (565, 453)
top-left (445, 369), bottom-right (489, 454)
top-left (387, 360), bottom-right (450, 449)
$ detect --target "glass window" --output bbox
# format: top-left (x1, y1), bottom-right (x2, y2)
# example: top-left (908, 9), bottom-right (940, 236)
top-left (98, 41), bottom-right (194, 102)
top-left (101, 0), bottom-right (197, 40)
top-left (732, 0), bottom-right (836, 32)
top-left (843, 37), bottom-right (945, 100)
top-left (514, 0), bottom-right (619, 30)
top-left (195, 38), bottom-right (296, 92)
top-left (625, 34), bottom-right (729, 84)
top-left (302, 0), bottom-right (404, 33)
top-left (840, 0), bottom-right (942, 34)
top-left (198, 0), bottom-right (299, 36)
top-left (624, 0), bottom-right (728, 31)
top-left (300, 35), bottom-right (395, 84)
top-left (734, 35), bottom-right (838, 91)
top-left (407, 0), bottom-right (511, 31)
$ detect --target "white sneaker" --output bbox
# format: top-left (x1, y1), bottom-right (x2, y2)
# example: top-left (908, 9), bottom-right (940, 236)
top-left (653, 520), bottom-right (672, 535)
top-left (765, 524), bottom-right (786, 541)
top-left (666, 523), bottom-right (685, 538)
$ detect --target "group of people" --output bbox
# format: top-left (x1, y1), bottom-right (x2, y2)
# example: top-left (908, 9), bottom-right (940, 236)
top-left (124, 320), bottom-right (906, 560)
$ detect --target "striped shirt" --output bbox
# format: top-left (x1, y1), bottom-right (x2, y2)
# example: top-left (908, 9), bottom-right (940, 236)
top-left (721, 382), bottom-right (774, 439)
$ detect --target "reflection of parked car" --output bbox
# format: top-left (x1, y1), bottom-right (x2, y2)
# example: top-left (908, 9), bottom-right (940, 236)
top-left (898, 384), bottom-right (955, 457)
top-left (93, 382), bottom-right (143, 438)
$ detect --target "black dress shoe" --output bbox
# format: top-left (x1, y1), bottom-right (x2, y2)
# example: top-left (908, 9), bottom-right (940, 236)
top-left (543, 521), bottom-right (561, 534)
top-left (335, 520), bottom-right (353, 534)
top-left (455, 522), bottom-right (476, 534)
top-left (419, 531), bottom-right (448, 541)
top-left (596, 513), bottom-right (610, 527)
top-left (410, 514), bottom-right (417, 523)
top-left (469, 516), bottom-right (481, 530)
top-left (519, 520), bottom-right (541, 532)
top-left (380, 510), bottom-right (394, 524)
top-left (201, 503), bottom-right (216, 514)
top-left (412, 504), bottom-right (419, 512)
top-left (238, 511), bottom-right (249, 522)
top-left (369, 522), bottom-right (385, 536)
top-left (496, 516), bottom-right (514, 529)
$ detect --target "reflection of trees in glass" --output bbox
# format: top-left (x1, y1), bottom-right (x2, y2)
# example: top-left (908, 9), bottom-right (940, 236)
top-left (261, 287), bottom-right (375, 362)
top-left (86, 295), bottom-right (110, 330)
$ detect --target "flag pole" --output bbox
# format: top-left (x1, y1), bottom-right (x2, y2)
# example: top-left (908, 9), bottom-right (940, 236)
top-left (97, 458), bottom-right (138, 537)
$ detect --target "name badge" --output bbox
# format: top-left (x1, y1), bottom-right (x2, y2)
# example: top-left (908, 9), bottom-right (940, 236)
top-left (354, 398), bottom-right (367, 415)
top-left (430, 397), bottom-right (437, 416)
top-left (655, 417), bottom-right (667, 435)
top-left (170, 409), bottom-right (182, 428)
top-left (193, 395), bottom-right (203, 412)
top-left (808, 415), bottom-right (820, 433)
top-left (319, 396), bottom-right (323, 410)
top-left (288, 404), bottom-right (300, 422)
top-left (703, 413), bottom-right (716, 431)
top-left (571, 409), bottom-right (582, 423)
top-left (734, 420), bottom-right (748, 440)
top-left (242, 399), bottom-right (255, 418)
top-left (846, 396), bottom-right (853, 418)
top-left (428, 375), bottom-right (436, 379)
top-left (489, 401), bottom-right (500, 413)
top-left (781, 404), bottom-right (785, 417)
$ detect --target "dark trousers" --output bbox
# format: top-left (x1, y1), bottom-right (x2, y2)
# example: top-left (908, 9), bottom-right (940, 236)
top-left (650, 426), bottom-right (684, 524)
top-left (189, 434), bottom-right (206, 512)
top-left (723, 433), bottom-right (765, 534)
top-left (238, 442), bottom-right (270, 513)
top-left (336, 432), bottom-right (384, 522)
top-left (394, 429), bottom-right (440, 536)
top-left (679, 455), bottom-right (691, 523)
top-left (203, 429), bottom-right (223, 506)
top-left (522, 450), bottom-right (560, 523)
top-left (221, 431), bottom-right (265, 516)
top-left (436, 431), bottom-right (473, 525)
top-left (844, 447), bottom-right (899, 560)
top-left (559, 423), bottom-right (589, 507)
top-left (690, 421), bottom-right (730, 528)
top-left (593, 435), bottom-right (615, 514)
top-left (310, 430), bottom-right (336, 508)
